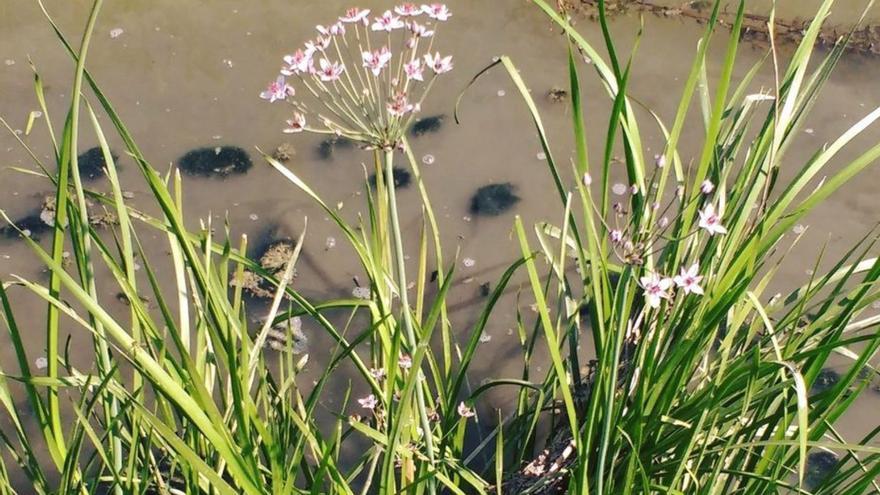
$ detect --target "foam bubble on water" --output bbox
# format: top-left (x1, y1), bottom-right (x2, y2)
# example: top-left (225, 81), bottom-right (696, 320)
top-left (249, 213), bottom-right (259, 221)
top-left (325, 236), bottom-right (336, 250)
top-left (612, 183), bottom-right (627, 196)
top-left (109, 28), bottom-right (124, 39)
top-left (479, 334), bottom-right (492, 343)
top-left (536, 151), bottom-right (547, 160)
top-left (352, 286), bottom-right (371, 300)
top-left (35, 357), bottom-right (48, 370)
top-left (463, 257), bottom-right (476, 268)
top-left (497, 89), bottom-right (506, 96)
top-left (422, 154), bottom-right (435, 165)
top-left (792, 224), bottom-right (806, 235)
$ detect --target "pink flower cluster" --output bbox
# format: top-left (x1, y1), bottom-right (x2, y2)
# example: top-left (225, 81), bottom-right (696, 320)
top-left (260, 4), bottom-right (454, 148)
top-left (640, 263), bottom-right (705, 308)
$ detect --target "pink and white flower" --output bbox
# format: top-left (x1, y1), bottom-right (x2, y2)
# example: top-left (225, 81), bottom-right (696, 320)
top-left (395, 3), bottom-right (421, 16)
top-left (610, 229), bottom-right (623, 244)
top-left (408, 21), bottom-right (434, 38)
top-left (698, 204), bottom-right (727, 236)
top-left (318, 22), bottom-right (346, 36)
top-left (700, 179), bottom-right (714, 194)
top-left (283, 112), bottom-right (306, 133)
top-left (639, 272), bottom-right (673, 309)
top-left (673, 264), bottom-right (704, 295)
top-left (424, 52), bottom-right (453, 74)
top-left (369, 367), bottom-right (386, 380)
top-left (458, 402), bottom-right (476, 418)
top-left (372, 10), bottom-right (405, 31)
top-left (421, 3), bottom-right (452, 20)
top-left (260, 75), bottom-right (295, 102)
top-left (340, 7), bottom-right (371, 24)
top-left (404, 59), bottom-right (424, 81)
top-left (358, 394), bottom-right (378, 410)
top-left (318, 59), bottom-right (345, 81)
top-left (281, 49), bottom-right (314, 75)
top-left (398, 354), bottom-right (413, 369)
top-left (362, 47), bottom-right (393, 75)
top-left (387, 93), bottom-right (414, 117)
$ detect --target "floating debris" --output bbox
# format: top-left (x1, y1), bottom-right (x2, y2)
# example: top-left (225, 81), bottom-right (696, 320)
top-left (810, 368), bottom-right (840, 395)
top-left (231, 239), bottom-right (297, 298)
top-left (547, 86), bottom-right (568, 103)
top-left (368, 166), bottom-right (412, 189)
top-left (805, 451), bottom-right (838, 491)
top-left (316, 136), bottom-right (355, 160)
top-left (352, 286), bottom-right (371, 300)
top-left (76, 147), bottom-right (117, 181)
top-left (409, 114), bottom-right (444, 137)
top-left (265, 316), bottom-right (308, 354)
top-left (469, 183), bottom-right (520, 216)
top-left (272, 142), bottom-right (296, 162)
top-left (178, 146), bottom-right (252, 177)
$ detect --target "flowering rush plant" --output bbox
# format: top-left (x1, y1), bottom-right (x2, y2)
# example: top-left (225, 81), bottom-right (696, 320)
top-left (260, 3), bottom-right (454, 150)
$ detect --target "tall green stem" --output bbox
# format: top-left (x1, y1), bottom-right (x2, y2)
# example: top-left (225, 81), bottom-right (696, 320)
top-left (383, 148), bottom-right (437, 487)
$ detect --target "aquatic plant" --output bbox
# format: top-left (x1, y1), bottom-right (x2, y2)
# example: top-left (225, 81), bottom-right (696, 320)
top-left (1, 1), bottom-right (880, 495)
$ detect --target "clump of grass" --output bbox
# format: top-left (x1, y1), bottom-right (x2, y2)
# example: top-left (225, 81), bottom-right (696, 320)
top-left (1, 1), bottom-right (879, 495)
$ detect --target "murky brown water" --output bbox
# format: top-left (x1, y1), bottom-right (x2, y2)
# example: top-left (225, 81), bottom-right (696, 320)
top-left (2, 0), bottom-right (880, 487)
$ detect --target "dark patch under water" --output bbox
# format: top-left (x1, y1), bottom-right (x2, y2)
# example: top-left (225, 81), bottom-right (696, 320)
top-left (75, 146), bottom-right (117, 181)
top-left (178, 146), bottom-right (252, 177)
top-left (316, 136), bottom-right (355, 160)
top-left (469, 183), bottom-right (520, 216)
top-left (409, 114), bottom-right (444, 137)
top-left (811, 368), bottom-right (840, 395)
top-left (1, 214), bottom-right (51, 240)
top-left (805, 451), bottom-right (838, 490)
top-left (368, 166), bottom-right (412, 189)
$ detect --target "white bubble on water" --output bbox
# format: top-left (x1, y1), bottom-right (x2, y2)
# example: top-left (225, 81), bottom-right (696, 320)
top-left (792, 224), bottom-right (806, 235)
top-left (325, 236), bottom-right (336, 250)
top-left (612, 183), bottom-right (627, 195)
top-left (463, 257), bottom-right (476, 268)
top-left (109, 28), bottom-right (124, 39)
top-left (35, 357), bottom-right (48, 370)
top-left (536, 151), bottom-right (547, 160)
top-left (422, 154), bottom-right (435, 165)
top-left (497, 89), bottom-right (506, 96)
top-left (4, 59), bottom-right (15, 66)
top-left (479, 334), bottom-right (492, 343)
top-left (249, 213), bottom-right (259, 221)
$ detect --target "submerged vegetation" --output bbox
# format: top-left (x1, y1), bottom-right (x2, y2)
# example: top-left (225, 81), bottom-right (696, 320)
top-left (1, 1), bottom-right (880, 494)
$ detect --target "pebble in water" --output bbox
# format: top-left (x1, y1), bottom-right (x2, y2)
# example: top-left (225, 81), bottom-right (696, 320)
top-left (368, 166), bottom-right (412, 189)
top-left (805, 451), bottom-right (838, 491)
top-left (76, 147), bottom-right (118, 181)
top-left (409, 114), bottom-right (444, 137)
top-left (178, 146), bottom-right (252, 177)
top-left (810, 368), bottom-right (840, 395)
top-left (469, 183), bottom-right (520, 216)
top-left (316, 136), bottom-right (354, 160)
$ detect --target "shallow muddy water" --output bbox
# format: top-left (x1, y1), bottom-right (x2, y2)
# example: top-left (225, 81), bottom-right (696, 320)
top-left (2, 0), bottom-right (880, 487)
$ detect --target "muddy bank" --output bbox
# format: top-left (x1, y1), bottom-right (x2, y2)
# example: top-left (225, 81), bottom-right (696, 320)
top-left (565, 0), bottom-right (880, 57)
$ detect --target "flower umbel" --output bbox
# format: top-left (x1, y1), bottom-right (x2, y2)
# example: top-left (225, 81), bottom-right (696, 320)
top-left (261, 4), bottom-right (454, 149)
